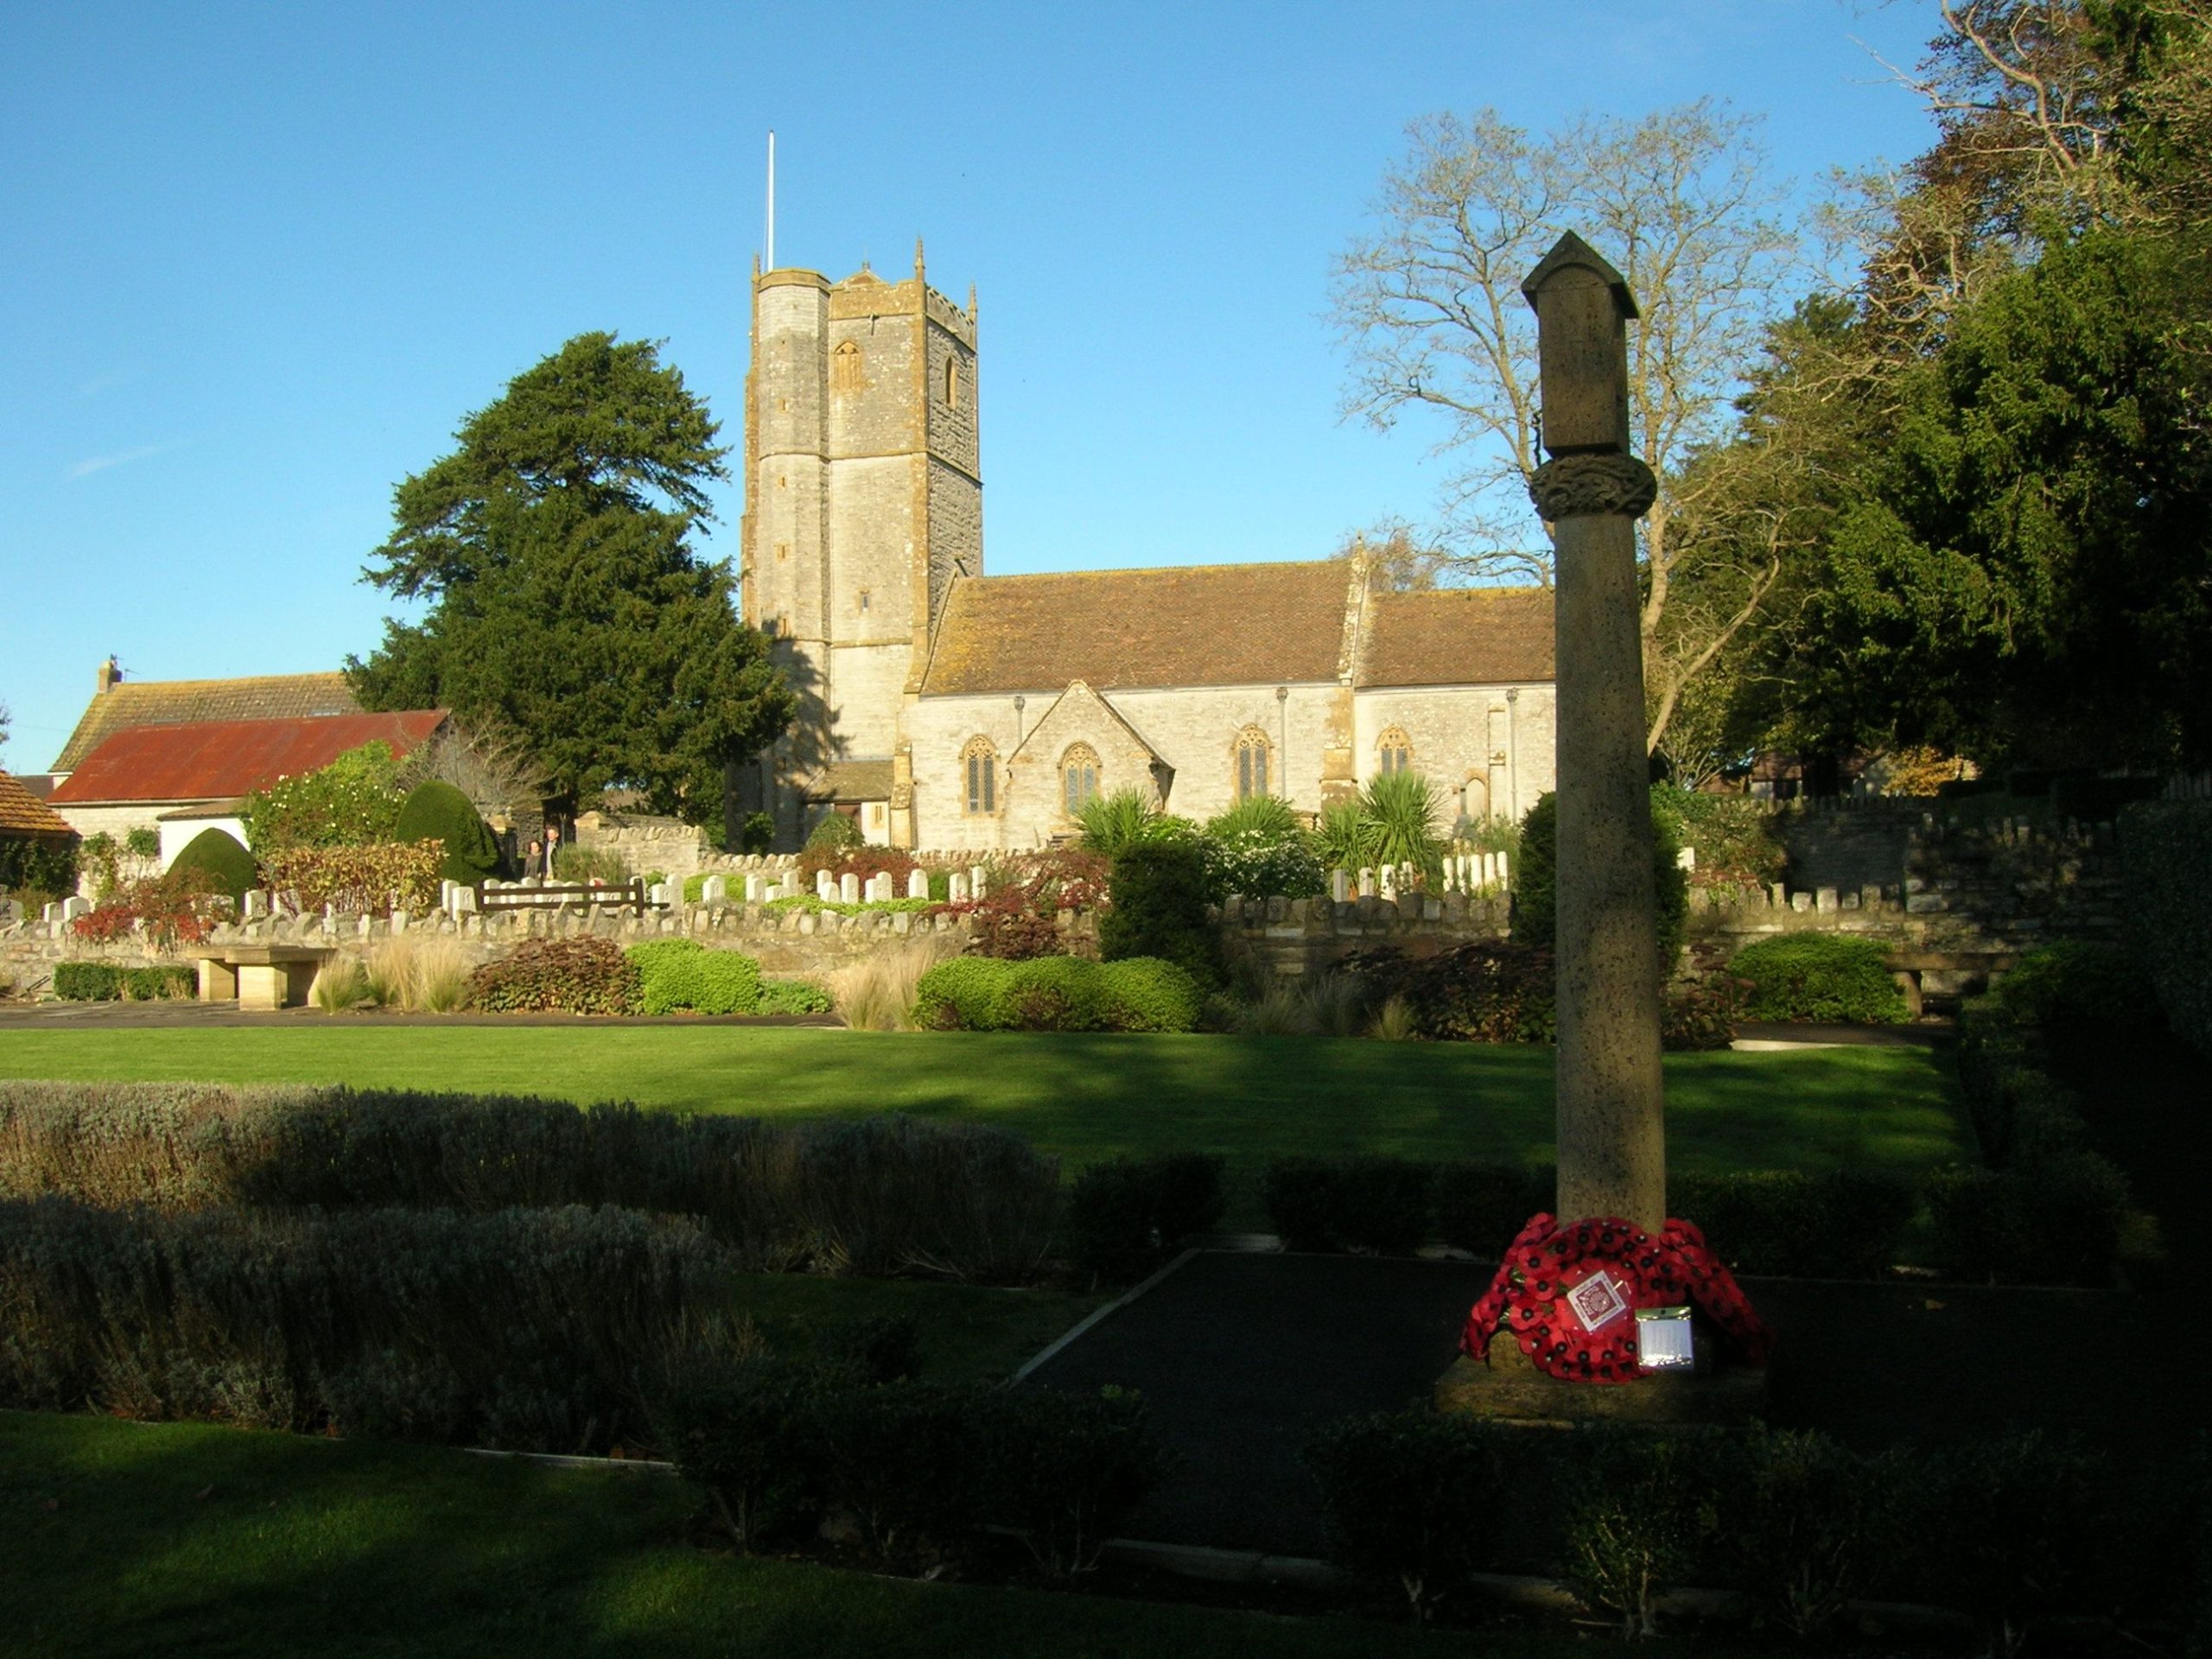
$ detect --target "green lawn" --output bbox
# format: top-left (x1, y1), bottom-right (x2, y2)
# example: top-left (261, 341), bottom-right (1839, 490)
top-left (0, 1027), bottom-right (1967, 1224)
top-left (0, 1410), bottom-right (1565, 1659)
top-left (721, 1271), bottom-right (1105, 1383)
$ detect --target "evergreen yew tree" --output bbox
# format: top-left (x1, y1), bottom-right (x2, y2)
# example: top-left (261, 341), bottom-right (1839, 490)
top-left (347, 333), bottom-right (792, 835)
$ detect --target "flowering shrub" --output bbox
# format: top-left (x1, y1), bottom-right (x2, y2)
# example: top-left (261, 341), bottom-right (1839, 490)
top-left (931, 850), bottom-right (1110, 961)
top-left (67, 868), bottom-right (234, 950)
top-left (797, 845), bottom-right (918, 888)
top-left (1201, 823), bottom-right (1326, 900)
top-left (259, 841), bottom-right (442, 915)
top-left (1464, 1212), bottom-right (1770, 1384)
top-left (467, 937), bottom-right (641, 1014)
top-left (239, 741), bottom-right (405, 849)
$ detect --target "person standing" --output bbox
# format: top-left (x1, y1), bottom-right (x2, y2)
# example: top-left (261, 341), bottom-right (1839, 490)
top-left (524, 837), bottom-right (544, 878)
top-left (544, 822), bottom-right (563, 879)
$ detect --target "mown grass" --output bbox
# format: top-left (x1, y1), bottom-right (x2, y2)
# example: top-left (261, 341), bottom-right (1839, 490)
top-left (0, 1411), bottom-right (1567, 1659)
top-left (722, 1271), bottom-right (1106, 1383)
top-left (0, 1027), bottom-right (1967, 1227)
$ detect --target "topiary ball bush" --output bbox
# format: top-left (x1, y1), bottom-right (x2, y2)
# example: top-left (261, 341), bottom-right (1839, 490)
top-left (1099, 841), bottom-right (1223, 988)
top-left (1728, 934), bottom-right (1909, 1025)
top-left (1511, 789), bottom-right (1688, 971)
top-left (168, 827), bottom-right (257, 906)
top-left (804, 813), bottom-right (866, 853)
top-left (394, 780), bottom-right (500, 886)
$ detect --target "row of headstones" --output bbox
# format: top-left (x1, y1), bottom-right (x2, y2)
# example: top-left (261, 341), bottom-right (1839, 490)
top-left (691, 866), bottom-right (995, 907)
top-left (1321, 850), bottom-right (1510, 905)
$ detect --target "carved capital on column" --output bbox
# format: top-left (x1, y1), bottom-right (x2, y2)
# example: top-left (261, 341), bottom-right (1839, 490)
top-left (1528, 454), bottom-right (1658, 521)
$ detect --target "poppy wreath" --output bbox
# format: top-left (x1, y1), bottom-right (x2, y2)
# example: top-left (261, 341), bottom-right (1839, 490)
top-left (1463, 1212), bottom-right (1770, 1384)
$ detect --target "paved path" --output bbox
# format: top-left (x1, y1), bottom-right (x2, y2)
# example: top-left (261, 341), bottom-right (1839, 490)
top-left (1026, 1250), bottom-right (2189, 1558)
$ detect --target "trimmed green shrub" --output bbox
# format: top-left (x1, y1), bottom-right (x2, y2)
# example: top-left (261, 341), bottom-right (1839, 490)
top-left (1433, 1161), bottom-right (1553, 1258)
top-left (168, 827), bottom-right (257, 906)
top-left (1672, 1169), bottom-right (1917, 1280)
top-left (1728, 933), bottom-right (1909, 1024)
top-left (753, 976), bottom-right (833, 1016)
top-left (1262, 1156), bottom-right (1432, 1255)
top-left (1303, 1412), bottom-right (1522, 1622)
top-left (0, 1198), bottom-right (736, 1453)
top-left (467, 937), bottom-right (640, 1014)
top-left (1715, 1428), bottom-right (1912, 1642)
top-left (984, 1386), bottom-right (1166, 1580)
top-left (51, 962), bottom-right (196, 1002)
top-left (394, 780), bottom-right (499, 886)
top-left (1338, 940), bottom-right (1555, 1043)
top-left (1924, 1154), bottom-right (2131, 1286)
top-left (1559, 1427), bottom-right (1726, 1639)
top-left (804, 812), bottom-right (866, 853)
top-left (1066, 1154), bottom-right (1225, 1283)
top-left (739, 810), bottom-right (776, 854)
top-left (1511, 788), bottom-right (1690, 970)
top-left (819, 1379), bottom-right (993, 1568)
top-left (998, 955), bottom-right (1106, 1032)
top-left (626, 938), bottom-right (763, 1016)
top-left (818, 1314), bottom-right (923, 1385)
top-left (1096, 957), bottom-right (1203, 1033)
top-left (912, 957), bottom-right (1012, 1030)
top-left (1099, 840), bottom-right (1223, 988)
top-left (1200, 796), bottom-right (1325, 900)
top-left (1992, 938), bottom-right (2147, 1029)
top-left (662, 1357), bottom-right (848, 1552)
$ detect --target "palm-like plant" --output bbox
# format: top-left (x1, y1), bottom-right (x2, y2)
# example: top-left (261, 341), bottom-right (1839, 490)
top-left (1076, 788), bottom-right (1170, 857)
top-left (1315, 800), bottom-right (1368, 871)
top-left (1204, 794), bottom-right (1305, 842)
top-left (1357, 769), bottom-right (1447, 884)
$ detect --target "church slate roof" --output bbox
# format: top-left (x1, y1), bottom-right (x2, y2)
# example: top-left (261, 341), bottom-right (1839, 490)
top-left (0, 771), bottom-right (73, 839)
top-left (54, 671), bottom-right (362, 772)
top-left (921, 561), bottom-right (1350, 696)
top-left (48, 710), bottom-right (447, 806)
top-left (807, 760), bottom-right (895, 803)
top-left (1362, 587), bottom-right (1554, 688)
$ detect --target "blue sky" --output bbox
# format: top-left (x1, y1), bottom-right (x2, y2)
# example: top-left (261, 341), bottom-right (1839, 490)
top-left (0, 1), bottom-right (1940, 773)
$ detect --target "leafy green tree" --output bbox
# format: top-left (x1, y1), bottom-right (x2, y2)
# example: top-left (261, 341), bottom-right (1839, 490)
top-left (347, 333), bottom-right (792, 835)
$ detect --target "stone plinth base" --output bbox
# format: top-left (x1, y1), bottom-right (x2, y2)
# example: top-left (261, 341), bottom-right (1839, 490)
top-left (1435, 1332), bottom-right (1767, 1426)
top-left (189, 945), bottom-right (335, 1011)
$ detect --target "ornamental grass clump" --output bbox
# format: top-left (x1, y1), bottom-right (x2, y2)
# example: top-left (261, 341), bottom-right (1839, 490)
top-left (365, 934), bottom-right (473, 1013)
top-left (829, 933), bottom-right (962, 1031)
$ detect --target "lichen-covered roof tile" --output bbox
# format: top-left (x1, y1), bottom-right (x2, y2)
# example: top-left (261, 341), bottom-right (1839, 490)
top-left (1361, 588), bottom-right (1554, 687)
top-left (0, 771), bottom-right (73, 838)
top-left (922, 562), bottom-right (1348, 695)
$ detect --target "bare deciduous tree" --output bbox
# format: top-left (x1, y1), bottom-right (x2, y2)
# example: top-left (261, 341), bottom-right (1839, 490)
top-left (1332, 100), bottom-right (1798, 753)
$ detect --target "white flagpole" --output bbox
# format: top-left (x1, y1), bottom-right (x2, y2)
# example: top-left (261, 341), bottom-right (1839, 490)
top-left (765, 130), bottom-right (776, 270)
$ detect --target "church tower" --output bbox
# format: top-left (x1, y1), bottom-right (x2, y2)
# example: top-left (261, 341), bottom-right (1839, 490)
top-left (739, 241), bottom-right (981, 846)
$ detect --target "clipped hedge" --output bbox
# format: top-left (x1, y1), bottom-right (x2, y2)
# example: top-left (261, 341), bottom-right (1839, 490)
top-left (753, 977), bottom-right (833, 1016)
top-left (1728, 934), bottom-right (1909, 1025)
top-left (394, 779), bottom-right (499, 885)
top-left (1672, 1170), bottom-right (1916, 1280)
top-left (51, 962), bottom-right (197, 1002)
top-left (168, 827), bottom-right (257, 905)
top-left (2120, 800), bottom-right (2212, 1056)
top-left (1098, 840), bottom-right (1223, 988)
top-left (0, 1084), bottom-right (1060, 1284)
top-left (626, 938), bottom-right (764, 1015)
top-left (259, 840), bottom-right (442, 915)
top-left (1513, 788), bottom-right (1690, 971)
top-left (912, 954), bottom-right (1203, 1033)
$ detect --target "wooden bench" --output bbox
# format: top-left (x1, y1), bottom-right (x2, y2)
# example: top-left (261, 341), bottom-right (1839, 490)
top-left (1884, 950), bottom-right (2022, 1018)
top-left (187, 944), bottom-right (339, 1011)
top-left (474, 879), bottom-right (656, 916)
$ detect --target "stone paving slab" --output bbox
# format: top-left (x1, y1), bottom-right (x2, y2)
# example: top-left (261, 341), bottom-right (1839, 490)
top-left (1023, 1251), bottom-right (2190, 1558)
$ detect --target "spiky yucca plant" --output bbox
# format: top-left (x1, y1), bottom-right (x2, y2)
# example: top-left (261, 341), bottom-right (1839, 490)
top-left (1315, 800), bottom-right (1368, 871)
top-left (1357, 769), bottom-right (1447, 885)
top-left (1204, 794), bottom-right (1304, 842)
top-left (1077, 788), bottom-right (1177, 857)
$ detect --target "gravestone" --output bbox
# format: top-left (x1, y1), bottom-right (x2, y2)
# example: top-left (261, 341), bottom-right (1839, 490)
top-left (969, 865), bottom-right (988, 899)
top-left (817, 870), bottom-right (836, 901)
top-left (949, 872), bottom-right (969, 903)
top-left (840, 873), bottom-right (861, 905)
top-left (702, 874), bottom-right (728, 905)
top-left (744, 874), bottom-right (764, 903)
top-left (907, 869), bottom-right (930, 900)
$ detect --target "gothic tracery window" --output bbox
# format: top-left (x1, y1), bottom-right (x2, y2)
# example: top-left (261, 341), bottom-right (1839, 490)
top-left (1377, 726), bottom-right (1414, 776)
top-left (1061, 743), bottom-right (1100, 817)
top-left (962, 736), bottom-right (998, 815)
top-left (1233, 726), bottom-right (1273, 800)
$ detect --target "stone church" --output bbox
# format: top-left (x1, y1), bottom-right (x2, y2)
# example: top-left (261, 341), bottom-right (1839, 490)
top-left (736, 245), bottom-right (1558, 851)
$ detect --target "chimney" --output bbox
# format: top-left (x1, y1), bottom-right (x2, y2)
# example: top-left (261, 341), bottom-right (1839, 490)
top-left (97, 656), bottom-right (121, 695)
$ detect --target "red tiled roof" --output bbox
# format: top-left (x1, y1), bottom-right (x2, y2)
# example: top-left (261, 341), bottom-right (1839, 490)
top-left (48, 712), bottom-right (448, 806)
top-left (53, 671), bottom-right (362, 771)
top-left (1361, 587), bottom-right (1554, 687)
top-left (0, 771), bottom-right (73, 838)
top-left (921, 562), bottom-right (1350, 695)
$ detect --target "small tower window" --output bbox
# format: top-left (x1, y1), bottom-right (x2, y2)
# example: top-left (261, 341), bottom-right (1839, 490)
top-left (1234, 727), bottom-right (1274, 800)
top-left (1061, 743), bottom-right (1100, 817)
top-left (1377, 727), bottom-right (1414, 775)
top-left (944, 356), bottom-right (961, 406)
top-left (832, 340), bottom-right (863, 393)
top-left (858, 588), bottom-right (872, 613)
top-left (962, 736), bottom-right (998, 815)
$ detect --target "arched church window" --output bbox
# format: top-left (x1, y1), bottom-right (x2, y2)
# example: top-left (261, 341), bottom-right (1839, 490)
top-left (832, 340), bottom-right (864, 393)
top-left (1377, 727), bottom-right (1414, 775)
top-left (1061, 744), bottom-right (1100, 817)
top-left (1233, 727), bottom-right (1273, 800)
top-left (962, 737), bottom-right (998, 815)
top-left (944, 356), bottom-right (961, 406)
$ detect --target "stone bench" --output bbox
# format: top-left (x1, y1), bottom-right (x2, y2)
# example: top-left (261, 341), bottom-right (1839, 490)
top-left (1883, 949), bottom-right (2022, 1018)
top-left (187, 944), bottom-right (339, 1011)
